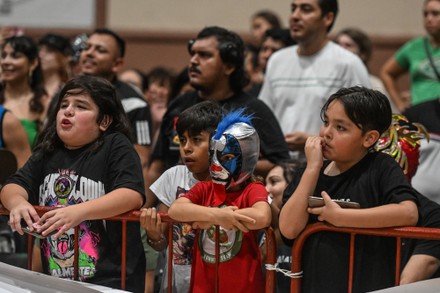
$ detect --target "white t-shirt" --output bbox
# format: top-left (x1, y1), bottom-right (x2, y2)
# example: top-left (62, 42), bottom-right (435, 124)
top-left (258, 41), bottom-right (371, 136)
top-left (150, 165), bottom-right (199, 293)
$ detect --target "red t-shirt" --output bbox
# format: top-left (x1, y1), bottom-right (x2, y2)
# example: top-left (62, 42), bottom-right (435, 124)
top-left (183, 181), bottom-right (268, 293)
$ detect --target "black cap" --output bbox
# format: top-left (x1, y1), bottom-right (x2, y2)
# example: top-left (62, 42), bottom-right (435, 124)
top-left (39, 33), bottom-right (73, 56)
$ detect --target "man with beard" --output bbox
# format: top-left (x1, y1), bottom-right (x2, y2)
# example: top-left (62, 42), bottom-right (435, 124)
top-left (146, 26), bottom-right (289, 208)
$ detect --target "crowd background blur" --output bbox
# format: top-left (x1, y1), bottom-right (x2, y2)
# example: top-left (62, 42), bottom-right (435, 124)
top-left (0, 0), bottom-right (427, 95)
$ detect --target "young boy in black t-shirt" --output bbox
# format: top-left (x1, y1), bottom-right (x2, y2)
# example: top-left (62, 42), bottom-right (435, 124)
top-left (279, 86), bottom-right (419, 293)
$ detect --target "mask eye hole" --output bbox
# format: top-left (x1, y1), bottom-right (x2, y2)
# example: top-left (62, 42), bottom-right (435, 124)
top-left (219, 154), bottom-right (236, 162)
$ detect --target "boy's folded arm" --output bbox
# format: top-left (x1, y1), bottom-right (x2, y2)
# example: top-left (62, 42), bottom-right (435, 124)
top-left (327, 200), bottom-right (419, 228)
top-left (169, 197), bottom-right (256, 231)
top-left (168, 197), bottom-right (216, 223)
top-left (234, 201), bottom-right (271, 230)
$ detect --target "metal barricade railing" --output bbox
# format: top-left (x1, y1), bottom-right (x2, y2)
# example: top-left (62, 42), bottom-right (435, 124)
top-left (158, 212), bottom-right (277, 293)
top-left (290, 222), bottom-right (440, 293)
top-left (0, 207), bottom-right (276, 293)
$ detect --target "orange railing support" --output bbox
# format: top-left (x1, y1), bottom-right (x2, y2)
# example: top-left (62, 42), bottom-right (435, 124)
top-left (290, 222), bottom-right (440, 293)
top-left (0, 207), bottom-right (276, 292)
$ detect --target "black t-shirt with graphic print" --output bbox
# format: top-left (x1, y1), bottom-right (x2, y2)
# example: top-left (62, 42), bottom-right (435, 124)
top-left (7, 132), bottom-right (146, 293)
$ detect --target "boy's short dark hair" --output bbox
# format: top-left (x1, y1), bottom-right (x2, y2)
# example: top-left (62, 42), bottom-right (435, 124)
top-left (176, 101), bottom-right (225, 137)
top-left (320, 86), bottom-right (392, 135)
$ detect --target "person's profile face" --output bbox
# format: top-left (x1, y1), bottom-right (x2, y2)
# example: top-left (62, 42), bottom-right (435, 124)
top-left (178, 130), bottom-right (211, 181)
top-left (80, 34), bottom-right (121, 80)
top-left (289, 0), bottom-right (329, 42)
top-left (188, 37), bottom-right (229, 92)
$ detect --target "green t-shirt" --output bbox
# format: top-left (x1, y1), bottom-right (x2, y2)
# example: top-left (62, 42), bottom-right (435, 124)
top-left (395, 37), bottom-right (440, 105)
top-left (19, 119), bottom-right (38, 147)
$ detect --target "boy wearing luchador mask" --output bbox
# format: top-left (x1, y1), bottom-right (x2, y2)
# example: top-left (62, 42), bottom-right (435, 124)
top-left (169, 109), bottom-right (271, 293)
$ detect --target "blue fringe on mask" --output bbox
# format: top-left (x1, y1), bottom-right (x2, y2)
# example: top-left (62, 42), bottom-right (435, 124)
top-left (212, 108), bottom-right (253, 140)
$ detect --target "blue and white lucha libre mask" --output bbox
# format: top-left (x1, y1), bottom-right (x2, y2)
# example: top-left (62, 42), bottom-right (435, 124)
top-left (209, 109), bottom-right (260, 189)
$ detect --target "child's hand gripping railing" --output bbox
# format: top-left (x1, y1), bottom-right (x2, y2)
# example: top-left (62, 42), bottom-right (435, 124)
top-left (289, 222), bottom-right (440, 293)
top-left (0, 206), bottom-right (277, 293)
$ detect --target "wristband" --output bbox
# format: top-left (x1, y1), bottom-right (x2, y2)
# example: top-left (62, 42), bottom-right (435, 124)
top-left (147, 234), bottom-right (166, 246)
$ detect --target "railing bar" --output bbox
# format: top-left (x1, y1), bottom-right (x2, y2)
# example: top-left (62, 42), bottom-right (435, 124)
top-left (215, 225), bottom-right (220, 293)
top-left (348, 233), bottom-right (356, 293)
top-left (121, 220), bottom-right (127, 290)
top-left (167, 223), bottom-right (173, 293)
top-left (74, 226), bottom-right (79, 281)
top-left (27, 234), bottom-right (33, 270)
top-left (395, 237), bottom-right (402, 285)
top-left (265, 227), bottom-right (276, 293)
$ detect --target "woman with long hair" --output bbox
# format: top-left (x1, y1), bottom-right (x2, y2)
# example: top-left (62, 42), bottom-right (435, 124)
top-left (0, 35), bottom-right (49, 147)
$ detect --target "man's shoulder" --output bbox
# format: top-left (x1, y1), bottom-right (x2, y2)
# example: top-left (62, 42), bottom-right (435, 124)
top-left (114, 79), bottom-right (149, 113)
top-left (270, 45), bottom-right (298, 63)
top-left (324, 42), bottom-right (363, 62)
top-left (114, 79), bottom-right (144, 100)
top-left (165, 91), bottom-right (201, 116)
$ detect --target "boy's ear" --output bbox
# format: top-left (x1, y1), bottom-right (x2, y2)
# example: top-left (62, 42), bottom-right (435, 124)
top-left (99, 115), bottom-right (113, 132)
top-left (363, 130), bottom-right (380, 148)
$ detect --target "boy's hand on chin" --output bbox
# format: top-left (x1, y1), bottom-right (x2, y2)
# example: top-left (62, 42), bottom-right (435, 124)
top-left (307, 191), bottom-right (342, 225)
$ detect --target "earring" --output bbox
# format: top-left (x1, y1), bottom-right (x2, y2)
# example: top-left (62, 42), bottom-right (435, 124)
top-left (28, 70), bottom-right (33, 84)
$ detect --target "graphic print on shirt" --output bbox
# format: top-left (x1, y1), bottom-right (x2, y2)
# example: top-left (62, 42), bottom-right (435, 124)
top-left (198, 204), bottom-right (243, 264)
top-left (173, 186), bottom-right (195, 265)
top-left (39, 169), bottom-right (105, 280)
